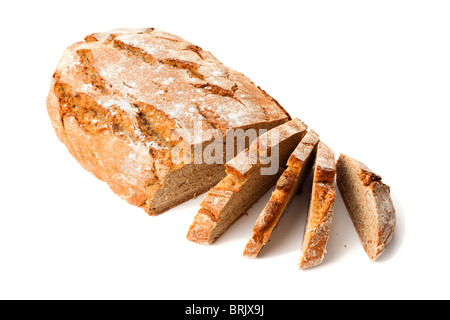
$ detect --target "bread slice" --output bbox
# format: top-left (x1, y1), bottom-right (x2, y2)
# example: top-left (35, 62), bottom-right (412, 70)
top-left (47, 28), bottom-right (290, 216)
top-left (243, 130), bottom-right (320, 258)
top-left (186, 118), bottom-right (308, 244)
top-left (336, 154), bottom-right (396, 261)
top-left (299, 142), bottom-right (336, 270)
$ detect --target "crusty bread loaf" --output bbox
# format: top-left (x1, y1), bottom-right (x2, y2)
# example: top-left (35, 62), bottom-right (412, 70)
top-left (336, 154), bottom-right (396, 261)
top-left (299, 142), bottom-right (336, 270)
top-left (243, 130), bottom-right (320, 258)
top-left (47, 28), bottom-right (291, 215)
top-left (186, 119), bottom-right (308, 244)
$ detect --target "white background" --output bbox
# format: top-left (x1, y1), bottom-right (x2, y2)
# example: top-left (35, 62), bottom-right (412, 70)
top-left (1, 0), bottom-right (449, 300)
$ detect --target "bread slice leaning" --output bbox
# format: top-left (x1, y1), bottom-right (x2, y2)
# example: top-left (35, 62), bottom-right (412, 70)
top-left (243, 130), bottom-right (320, 258)
top-left (299, 142), bottom-right (336, 270)
top-left (186, 118), bottom-right (308, 245)
top-left (336, 154), bottom-right (396, 261)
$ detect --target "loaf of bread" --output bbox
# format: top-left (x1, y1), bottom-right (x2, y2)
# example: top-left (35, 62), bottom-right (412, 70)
top-left (299, 142), bottom-right (336, 269)
top-left (336, 154), bottom-right (396, 261)
top-left (47, 28), bottom-right (291, 215)
top-left (186, 119), bottom-right (308, 244)
top-left (47, 27), bottom-right (397, 269)
top-left (243, 130), bottom-right (320, 258)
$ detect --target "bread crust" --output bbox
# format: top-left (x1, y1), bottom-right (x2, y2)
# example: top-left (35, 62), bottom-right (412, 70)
top-left (47, 28), bottom-right (290, 215)
top-left (299, 142), bottom-right (336, 270)
top-left (336, 154), bottom-right (396, 261)
top-left (243, 130), bottom-right (320, 258)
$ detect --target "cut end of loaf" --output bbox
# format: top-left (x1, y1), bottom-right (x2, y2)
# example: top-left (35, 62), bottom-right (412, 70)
top-left (336, 154), bottom-right (396, 261)
top-left (144, 163), bottom-right (227, 215)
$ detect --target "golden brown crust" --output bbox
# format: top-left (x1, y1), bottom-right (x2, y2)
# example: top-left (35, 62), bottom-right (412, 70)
top-left (299, 185), bottom-right (336, 269)
top-left (224, 150), bottom-right (258, 179)
top-left (243, 169), bottom-right (299, 257)
top-left (47, 77), bottom-right (66, 144)
top-left (186, 208), bottom-right (219, 244)
top-left (47, 28), bottom-right (290, 215)
top-left (359, 169), bottom-right (382, 187)
top-left (299, 142), bottom-right (336, 270)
